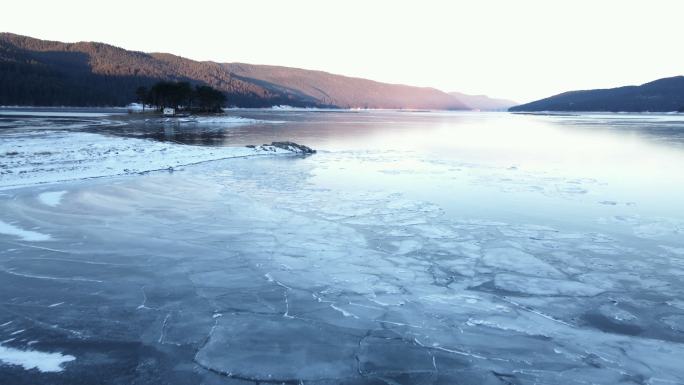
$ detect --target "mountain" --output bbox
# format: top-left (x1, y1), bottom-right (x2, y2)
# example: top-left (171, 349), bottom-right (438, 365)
top-left (224, 63), bottom-right (467, 110)
top-left (448, 92), bottom-right (516, 111)
top-left (509, 76), bottom-right (684, 112)
top-left (0, 33), bottom-right (468, 110)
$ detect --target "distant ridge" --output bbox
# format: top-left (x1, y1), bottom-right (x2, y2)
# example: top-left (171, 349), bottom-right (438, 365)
top-left (0, 33), bottom-right (473, 110)
top-left (510, 76), bottom-right (684, 112)
top-left (448, 92), bottom-right (516, 111)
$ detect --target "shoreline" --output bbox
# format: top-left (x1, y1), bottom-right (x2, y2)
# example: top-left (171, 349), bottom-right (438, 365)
top-left (2, 106), bottom-right (683, 115)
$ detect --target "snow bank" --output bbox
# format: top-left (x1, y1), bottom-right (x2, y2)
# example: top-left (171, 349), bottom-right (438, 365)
top-left (0, 131), bottom-right (304, 189)
top-left (126, 103), bottom-right (146, 111)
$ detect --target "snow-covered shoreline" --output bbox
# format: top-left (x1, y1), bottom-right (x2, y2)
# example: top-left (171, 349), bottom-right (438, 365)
top-left (0, 130), bottom-right (305, 190)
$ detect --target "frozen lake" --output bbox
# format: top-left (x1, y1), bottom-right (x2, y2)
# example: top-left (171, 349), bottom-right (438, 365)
top-left (1, 110), bottom-right (684, 384)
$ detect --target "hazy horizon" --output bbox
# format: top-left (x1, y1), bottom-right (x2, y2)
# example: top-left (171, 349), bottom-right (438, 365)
top-left (4, 0), bottom-right (683, 103)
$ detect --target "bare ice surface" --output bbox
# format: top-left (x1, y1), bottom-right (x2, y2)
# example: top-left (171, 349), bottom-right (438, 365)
top-left (0, 110), bottom-right (684, 384)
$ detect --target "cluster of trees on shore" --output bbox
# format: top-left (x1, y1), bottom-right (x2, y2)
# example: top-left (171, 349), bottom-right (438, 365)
top-left (135, 81), bottom-right (226, 113)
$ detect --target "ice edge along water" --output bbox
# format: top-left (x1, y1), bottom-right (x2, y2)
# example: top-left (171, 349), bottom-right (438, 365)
top-left (0, 130), bottom-right (306, 190)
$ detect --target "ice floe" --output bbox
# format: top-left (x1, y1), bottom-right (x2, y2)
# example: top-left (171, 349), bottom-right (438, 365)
top-left (493, 274), bottom-right (604, 296)
top-left (482, 248), bottom-right (564, 278)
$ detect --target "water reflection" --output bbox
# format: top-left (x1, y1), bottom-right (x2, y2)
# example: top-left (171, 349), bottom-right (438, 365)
top-left (88, 111), bottom-right (684, 222)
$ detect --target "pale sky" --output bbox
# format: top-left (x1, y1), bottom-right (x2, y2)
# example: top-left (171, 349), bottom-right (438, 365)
top-left (4, 0), bottom-right (683, 103)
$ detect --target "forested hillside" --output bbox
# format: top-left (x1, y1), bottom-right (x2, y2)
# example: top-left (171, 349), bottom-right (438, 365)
top-left (510, 76), bottom-right (684, 112)
top-left (0, 33), bottom-right (468, 109)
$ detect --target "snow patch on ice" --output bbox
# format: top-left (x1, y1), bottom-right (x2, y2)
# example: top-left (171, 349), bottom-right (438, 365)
top-left (37, 191), bottom-right (67, 207)
top-left (0, 220), bottom-right (51, 241)
top-left (329, 304), bottom-right (359, 318)
top-left (0, 344), bottom-right (75, 372)
top-left (126, 103), bottom-right (145, 111)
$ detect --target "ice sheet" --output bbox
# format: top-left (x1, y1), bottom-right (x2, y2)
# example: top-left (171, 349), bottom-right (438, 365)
top-left (1, 111), bottom-right (684, 384)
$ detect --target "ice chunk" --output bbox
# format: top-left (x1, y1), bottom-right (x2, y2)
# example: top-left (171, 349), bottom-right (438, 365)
top-left (391, 239), bottom-right (423, 255)
top-left (493, 274), bottom-right (603, 296)
top-left (482, 248), bottom-right (564, 278)
top-left (260, 142), bottom-right (316, 154)
top-left (195, 314), bottom-right (360, 381)
top-left (597, 304), bottom-right (637, 322)
top-left (358, 336), bottom-right (438, 375)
